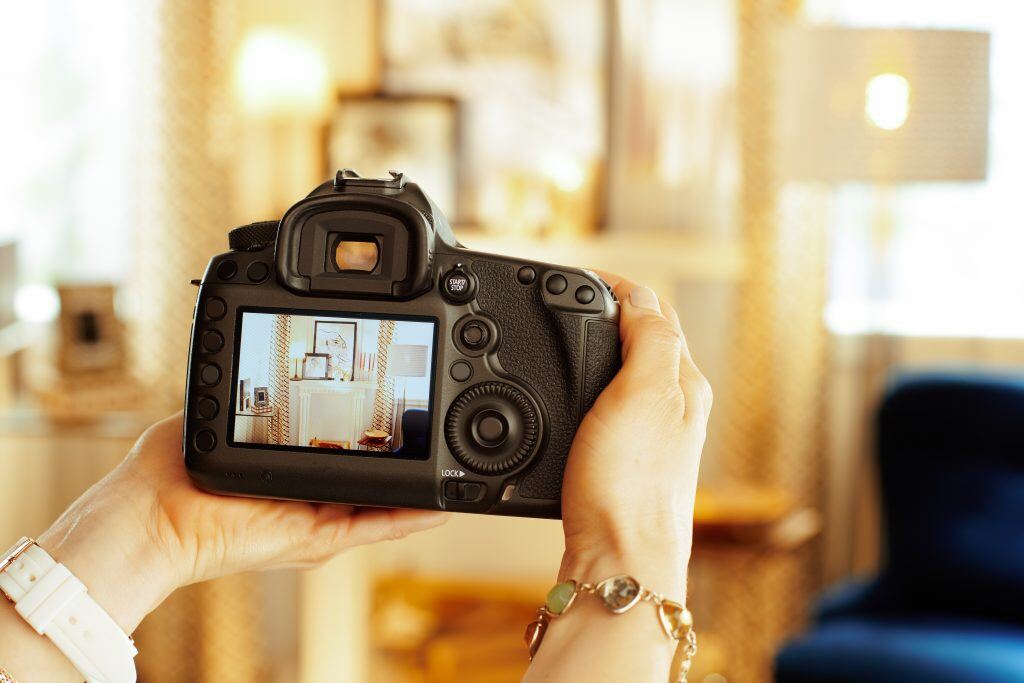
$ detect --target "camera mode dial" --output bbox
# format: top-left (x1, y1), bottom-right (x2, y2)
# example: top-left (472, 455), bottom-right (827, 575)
top-left (445, 382), bottom-right (540, 475)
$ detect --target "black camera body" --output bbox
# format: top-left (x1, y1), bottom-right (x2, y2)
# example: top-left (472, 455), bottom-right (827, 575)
top-left (183, 170), bottom-right (619, 519)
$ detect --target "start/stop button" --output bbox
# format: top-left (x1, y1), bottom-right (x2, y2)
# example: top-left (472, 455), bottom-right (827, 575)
top-left (441, 264), bottom-right (476, 303)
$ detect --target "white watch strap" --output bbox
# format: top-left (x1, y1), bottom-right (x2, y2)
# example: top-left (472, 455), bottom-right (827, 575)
top-left (0, 538), bottom-right (137, 683)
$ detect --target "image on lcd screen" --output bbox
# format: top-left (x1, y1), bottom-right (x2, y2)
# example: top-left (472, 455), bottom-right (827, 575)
top-left (233, 311), bottom-right (436, 459)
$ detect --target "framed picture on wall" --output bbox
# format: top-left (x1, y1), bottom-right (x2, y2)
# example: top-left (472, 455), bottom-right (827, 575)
top-left (302, 353), bottom-right (331, 380)
top-left (380, 0), bottom-right (610, 229)
top-left (313, 320), bottom-right (357, 380)
top-left (325, 94), bottom-right (461, 223)
top-left (56, 284), bottom-right (126, 375)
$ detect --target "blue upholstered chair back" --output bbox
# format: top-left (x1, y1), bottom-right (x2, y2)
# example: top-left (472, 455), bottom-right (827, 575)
top-left (878, 374), bottom-right (1024, 621)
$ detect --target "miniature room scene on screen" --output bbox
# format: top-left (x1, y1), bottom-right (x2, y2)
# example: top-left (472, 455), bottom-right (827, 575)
top-left (233, 311), bottom-right (435, 458)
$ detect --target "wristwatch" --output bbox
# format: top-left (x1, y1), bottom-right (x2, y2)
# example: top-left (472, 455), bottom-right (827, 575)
top-left (0, 537), bottom-right (138, 683)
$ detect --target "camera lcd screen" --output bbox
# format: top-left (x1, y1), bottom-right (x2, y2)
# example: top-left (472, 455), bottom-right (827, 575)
top-left (230, 310), bottom-right (437, 459)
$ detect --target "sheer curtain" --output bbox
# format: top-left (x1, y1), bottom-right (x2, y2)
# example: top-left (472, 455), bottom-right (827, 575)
top-left (0, 1), bottom-right (138, 312)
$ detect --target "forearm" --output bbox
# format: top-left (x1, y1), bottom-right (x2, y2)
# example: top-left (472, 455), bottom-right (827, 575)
top-left (0, 474), bottom-right (178, 682)
top-left (0, 603), bottom-right (83, 682)
top-left (523, 532), bottom-right (690, 682)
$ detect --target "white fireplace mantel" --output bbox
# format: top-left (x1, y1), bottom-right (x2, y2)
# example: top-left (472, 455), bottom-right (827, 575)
top-left (287, 380), bottom-right (377, 448)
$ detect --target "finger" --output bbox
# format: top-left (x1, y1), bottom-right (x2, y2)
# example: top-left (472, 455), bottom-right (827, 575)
top-left (339, 507), bottom-right (451, 548)
top-left (616, 284), bottom-right (682, 393)
top-left (658, 301), bottom-right (713, 421)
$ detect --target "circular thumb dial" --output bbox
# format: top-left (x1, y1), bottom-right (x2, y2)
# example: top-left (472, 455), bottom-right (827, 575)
top-left (445, 382), bottom-right (540, 475)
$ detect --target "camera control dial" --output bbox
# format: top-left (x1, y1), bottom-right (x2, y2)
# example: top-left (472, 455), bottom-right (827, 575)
top-left (445, 381), bottom-right (540, 475)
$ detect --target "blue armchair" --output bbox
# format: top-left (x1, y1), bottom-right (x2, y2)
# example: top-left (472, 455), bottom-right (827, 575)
top-left (775, 373), bottom-right (1024, 683)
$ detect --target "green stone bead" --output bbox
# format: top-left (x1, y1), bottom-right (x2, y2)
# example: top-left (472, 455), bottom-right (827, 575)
top-left (545, 580), bottom-right (577, 615)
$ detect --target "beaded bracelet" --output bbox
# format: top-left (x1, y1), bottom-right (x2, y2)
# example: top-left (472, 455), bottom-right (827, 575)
top-left (525, 574), bottom-right (697, 683)
top-left (0, 664), bottom-right (18, 683)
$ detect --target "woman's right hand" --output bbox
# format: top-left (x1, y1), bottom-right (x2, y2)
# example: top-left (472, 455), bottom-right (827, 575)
top-left (525, 274), bottom-right (711, 682)
top-left (560, 273), bottom-right (712, 595)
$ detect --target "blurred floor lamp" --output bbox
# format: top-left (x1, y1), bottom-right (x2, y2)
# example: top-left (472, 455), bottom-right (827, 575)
top-left (777, 28), bottom-right (990, 332)
top-left (234, 28), bottom-right (330, 217)
top-left (386, 343), bottom-right (428, 436)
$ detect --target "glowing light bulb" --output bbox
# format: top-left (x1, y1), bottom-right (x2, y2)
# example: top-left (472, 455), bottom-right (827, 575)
top-left (14, 283), bottom-right (59, 323)
top-left (865, 73), bottom-right (911, 131)
top-left (541, 154), bottom-right (585, 192)
top-left (234, 29), bottom-right (329, 117)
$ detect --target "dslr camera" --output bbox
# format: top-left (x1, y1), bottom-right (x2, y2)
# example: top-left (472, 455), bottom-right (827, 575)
top-left (184, 170), bottom-right (619, 519)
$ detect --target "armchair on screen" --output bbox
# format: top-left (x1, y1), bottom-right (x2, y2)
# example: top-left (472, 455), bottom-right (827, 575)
top-left (775, 373), bottom-right (1024, 683)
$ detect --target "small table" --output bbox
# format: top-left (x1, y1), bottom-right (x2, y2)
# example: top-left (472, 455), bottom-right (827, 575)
top-left (690, 486), bottom-right (822, 683)
top-left (357, 435), bottom-right (393, 451)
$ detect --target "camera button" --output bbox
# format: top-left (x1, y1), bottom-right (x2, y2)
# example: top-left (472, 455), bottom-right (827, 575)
top-left (545, 274), bottom-right (568, 295)
top-left (459, 321), bottom-right (489, 349)
top-left (575, 285), bottom-right (596, 304)
top-left (246, 262), bottom-right (270, 283)
top-left (204, 297), bottom-right (226, 320)
top-left (441, 267), bottom-right (475, 302)
top-left (196, 396), bottom-right (219, 420)
top-left (216, 260), bottom-right (238, 281)
top-left (449, 360), bottom-right (473, 383)
top-left (200, 363), bottom-right (221, 386)
top-left (459, 482), bottom-right (485, 502)
top-left (472, 410), bottom-right (508, 447)
top-left (194, 430), bottom-right (217, 452)
top-left (201, 330), bottom-right (224, 353)
top-left (443, 480), bottom-right (461, 501)
top-left (516, 266), bottom-right (536, 285)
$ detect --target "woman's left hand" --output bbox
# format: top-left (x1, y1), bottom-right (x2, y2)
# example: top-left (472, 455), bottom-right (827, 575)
top-left (37, 413), bottom-right (450, 633)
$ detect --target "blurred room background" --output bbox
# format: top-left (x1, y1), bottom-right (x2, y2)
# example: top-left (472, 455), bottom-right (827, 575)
top-left (0, 1), bottom-right (1021, 682)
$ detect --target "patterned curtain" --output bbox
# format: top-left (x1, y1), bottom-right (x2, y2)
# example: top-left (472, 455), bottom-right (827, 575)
top-left (127, 0), bottom-right (269, 680)
top-left (368, 320), bottom-right (396, 451)
top-left (269, 315), bottom-right (292, 445)
top-left (707, 1), bottom-right (828, 681)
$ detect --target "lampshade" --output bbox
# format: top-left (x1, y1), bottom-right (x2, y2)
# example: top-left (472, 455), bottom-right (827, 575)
top-left (386, 344), bottom-right (428, 378)
top-left (776, 28), bottom-right (990, 183)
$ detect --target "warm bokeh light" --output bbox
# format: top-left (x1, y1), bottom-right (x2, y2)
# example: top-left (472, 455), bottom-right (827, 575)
top-left (864, 72), bottom-right (911, 130)
top-left (234, 28), bottom-right (329, 116)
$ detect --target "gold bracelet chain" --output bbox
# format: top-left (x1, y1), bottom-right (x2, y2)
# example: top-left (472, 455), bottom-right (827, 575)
top-left (525, 574), bottom-right (697, 683)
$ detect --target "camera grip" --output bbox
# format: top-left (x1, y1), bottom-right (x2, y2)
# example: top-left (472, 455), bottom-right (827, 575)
top-left (473, 260), bottom-right (619, 501)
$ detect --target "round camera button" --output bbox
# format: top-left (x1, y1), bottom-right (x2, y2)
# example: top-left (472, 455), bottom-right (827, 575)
top-left (460, 321), bottom-right (489, 349)
top-left (216, 260), bottom-right (238, 281)
top-left (441, 267), bottom-right (475, 302)
top-left (575, 285), bottom-right (596, 304)
top-left (546, 274), bottom-right (568, 295)
top-left (194, 430), bottom-right (217, 453)
top-left (197, 396), bottom-right (219, 420)
top-left (517, 266), bottom-right (536, 285)
top-left (473, 411), bottom-right (508, 446)
top-left (246, 261), bottom-right (269, 283)
top-left (200, 363), bottom-right (221, 386)
top-left (449, 360), bottom-right (473, 382)
top-left (204, 297), bottom-right (226, 320)
top-left (201, 330), bottom-right (224, 353)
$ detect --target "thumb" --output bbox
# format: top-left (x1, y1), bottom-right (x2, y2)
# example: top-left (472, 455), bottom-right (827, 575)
top-left (618, 285), bottom-right (682, 390)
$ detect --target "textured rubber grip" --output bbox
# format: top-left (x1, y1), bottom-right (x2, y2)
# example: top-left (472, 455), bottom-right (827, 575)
top-left (473, 259), bottom-right (619, 501)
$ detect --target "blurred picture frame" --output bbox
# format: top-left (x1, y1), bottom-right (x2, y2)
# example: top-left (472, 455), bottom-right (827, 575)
top-left (302, 352), bottom-right (331, 380)
top-left (0, 242), bottom-right (15, 329)
top-left (380, 0), bottom-right (610, 228)
top-left (325, 93), bottom-right (461, 223)
top-left (56, 284), bottom-right (125, 375)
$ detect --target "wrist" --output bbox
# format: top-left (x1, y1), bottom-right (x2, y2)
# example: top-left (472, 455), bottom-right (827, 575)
top-left (560, 532), bottom-right (690, 602)
top-left (35, 475), bottom-right (182, 633)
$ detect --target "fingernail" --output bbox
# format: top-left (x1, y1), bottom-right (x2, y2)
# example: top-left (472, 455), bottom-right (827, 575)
top-left (629, 285), bottom-right (660, 311)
